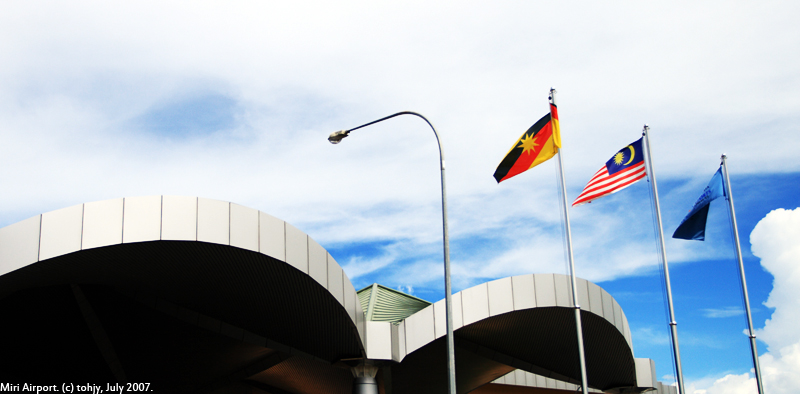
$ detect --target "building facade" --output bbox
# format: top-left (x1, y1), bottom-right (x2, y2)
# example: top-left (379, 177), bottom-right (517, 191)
top-left (0, 196), bottom-right (675, 393)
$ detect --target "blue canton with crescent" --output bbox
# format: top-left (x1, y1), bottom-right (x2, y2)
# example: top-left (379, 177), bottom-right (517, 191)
top-left (605, 137), bottom-right (644, 175)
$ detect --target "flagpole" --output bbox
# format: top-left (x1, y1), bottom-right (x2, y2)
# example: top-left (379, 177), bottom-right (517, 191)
top-left (550, 88), bottom-right (590, 394)
top-left (641, 124), bottom-right (686, 394)
top-left (721, 154), bottom-right (765, 394)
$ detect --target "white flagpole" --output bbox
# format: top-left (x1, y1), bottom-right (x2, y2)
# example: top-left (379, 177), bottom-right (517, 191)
top-left (550, 88), bottom-right (590, 394)
top-left (641, 124), bottom-right (686, 394)
top-left (721, 154), bottom-right (765, 394)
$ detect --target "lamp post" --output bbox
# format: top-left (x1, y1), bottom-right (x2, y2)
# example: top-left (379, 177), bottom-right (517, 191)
top-left (330, 111), bottom-right (456, 394)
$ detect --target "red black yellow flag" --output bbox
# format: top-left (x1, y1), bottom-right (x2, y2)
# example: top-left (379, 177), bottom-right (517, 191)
top-left (493, 104), bottom-right (561, 183)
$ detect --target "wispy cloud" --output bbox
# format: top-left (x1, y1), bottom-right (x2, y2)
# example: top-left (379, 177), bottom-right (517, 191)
top-left (702, 307), bottom-right (745, 318)
top-left (633, 327), bottom-right (670, 346)
top-left (396, 285), bottom-right (414, 295)
top-left (680, 333), bottom-right (729, 350)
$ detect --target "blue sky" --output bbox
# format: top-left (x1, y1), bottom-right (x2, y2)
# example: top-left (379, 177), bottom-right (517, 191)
top-left (1, 2), bottom-right (798, 392)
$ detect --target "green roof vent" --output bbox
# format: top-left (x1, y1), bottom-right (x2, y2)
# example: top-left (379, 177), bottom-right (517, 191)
top-left (357, 283), bottom-right (432, 323)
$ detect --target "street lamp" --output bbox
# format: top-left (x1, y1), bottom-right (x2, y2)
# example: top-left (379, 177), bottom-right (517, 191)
top-left (330, 111), bottom-right (456, 394)
top-left (328, 130), bottom-right (350, 144)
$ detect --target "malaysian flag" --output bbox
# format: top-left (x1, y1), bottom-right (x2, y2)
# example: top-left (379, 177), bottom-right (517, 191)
top-left (572, 137), bottom-right (647, 206)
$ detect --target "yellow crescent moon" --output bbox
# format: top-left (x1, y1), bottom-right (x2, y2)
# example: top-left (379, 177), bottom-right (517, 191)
top-left (623, 145), bottom-right (635, 165)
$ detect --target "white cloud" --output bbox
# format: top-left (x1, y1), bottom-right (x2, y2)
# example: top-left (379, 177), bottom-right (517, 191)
top-left (701, 307), bottom-right (745, 319)
top-left (633, 327), bottom-right (670, 347)
top-left (340, 253), bottom-right (398, 281)
top-left (689, 372), bottom-right (754, 394)
top-left (0, 2), bottom-right (798, 292)
top-left (396, 285), bottom-right (414, 295)
top-left (752, 209), bottom-right (800, 352)
top-left (691, 208), bottom-right (800, 394)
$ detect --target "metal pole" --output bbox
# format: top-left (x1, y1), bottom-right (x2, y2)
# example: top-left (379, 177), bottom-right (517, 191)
top-left (641, 125), bottom-right (686, 394)
top-left (550, 88), bottom-right (589, 394)
top-left (436, 124), bottom-right (457, 394)
top-left (721, 154), bottom-right (765, 394)
top-left (336, 112), bottom-right (456, 394)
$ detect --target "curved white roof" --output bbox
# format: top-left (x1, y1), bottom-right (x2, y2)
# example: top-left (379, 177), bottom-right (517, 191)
top-left (398, 273), bottom-right (633, 360)
top-left (0, 196), bottom-right (367, 356)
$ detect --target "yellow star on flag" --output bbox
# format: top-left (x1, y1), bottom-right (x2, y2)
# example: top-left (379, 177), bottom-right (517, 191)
top-left (517, 134), bottom-right (539, 155)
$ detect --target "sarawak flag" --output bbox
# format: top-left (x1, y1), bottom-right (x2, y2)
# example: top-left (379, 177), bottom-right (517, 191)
top-left (493, 104), bottom-right (561, 183)
top-left (572, 137), bottom-right (647, 206)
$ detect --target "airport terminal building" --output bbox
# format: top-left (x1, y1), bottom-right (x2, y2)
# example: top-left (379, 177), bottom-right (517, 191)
top-left (0, 196), bottom-right (677, 394)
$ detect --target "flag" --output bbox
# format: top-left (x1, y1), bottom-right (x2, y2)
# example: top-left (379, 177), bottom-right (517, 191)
top-left (493, 104), bottom-right (561, 183)
top-left (572, 137), bottom-right (647, 206)
top-left (672, 168), bottom-right (725, 240)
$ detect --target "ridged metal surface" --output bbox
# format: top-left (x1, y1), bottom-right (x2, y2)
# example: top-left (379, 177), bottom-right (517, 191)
top-left (358, 283), bottom-right (431, 323)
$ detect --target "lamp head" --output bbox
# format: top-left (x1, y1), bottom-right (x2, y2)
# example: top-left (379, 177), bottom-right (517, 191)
top-left (328, 130), bottom-right (350, 144)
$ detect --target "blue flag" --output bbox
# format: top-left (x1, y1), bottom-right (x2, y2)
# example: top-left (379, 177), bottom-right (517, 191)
top-left (672, 168), bottom-right (726, 240)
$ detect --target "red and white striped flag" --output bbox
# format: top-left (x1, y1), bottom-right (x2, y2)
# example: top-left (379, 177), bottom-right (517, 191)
top-left (572, 137), bottom-right (647, 206)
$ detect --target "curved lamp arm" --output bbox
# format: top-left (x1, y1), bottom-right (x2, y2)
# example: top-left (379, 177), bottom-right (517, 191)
top-left (329, 111), bottom-right (445, 169)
